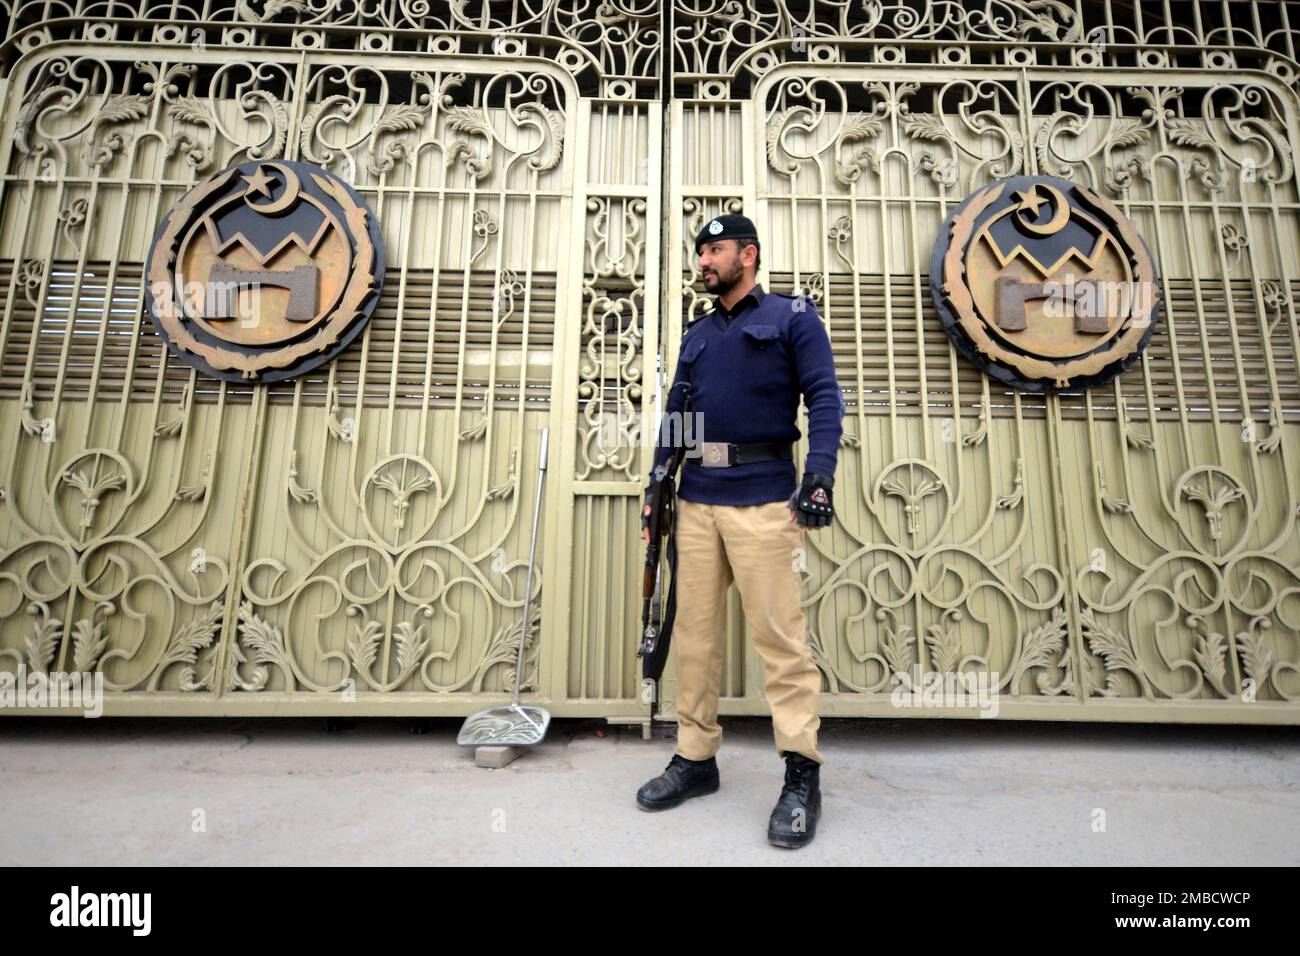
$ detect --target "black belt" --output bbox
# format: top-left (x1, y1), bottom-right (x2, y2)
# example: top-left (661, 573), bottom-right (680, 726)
top-left (692, 441), bottom-right (793, 468)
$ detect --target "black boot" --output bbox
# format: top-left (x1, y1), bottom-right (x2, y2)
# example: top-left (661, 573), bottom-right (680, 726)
top-left (767, 751), bottom-right (821, 848)
top-left (636, 753), bottom-right (720, 811)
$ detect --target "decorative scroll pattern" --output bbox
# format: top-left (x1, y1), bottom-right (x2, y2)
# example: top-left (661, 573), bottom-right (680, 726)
top-left (575, 195), bottom-right (648, 481)
top-left (0, 50), bottom-right (257, 691)
top-left (7, 2), bottom-right (1299, 102)
top-left (673, 1), bottom-right (1300, 98)
top-left (747, 65), bottom-right (1300, 708)
top-left (0, 50), bottom-right (572, 700)
top-left (229, 62), bottom-right (569, 696)
top-left (1035, 78), bottom-right (1300, 703)
top-left (4, 0), bottom-right (662, 97)
top-left (1, 1), bottom-right (1297, 721)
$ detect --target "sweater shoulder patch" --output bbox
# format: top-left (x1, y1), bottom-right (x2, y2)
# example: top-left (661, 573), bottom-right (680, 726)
top-left (768, 291), bottom-right (816, 314)
top-left (680, 334), bottom-right (708, 362)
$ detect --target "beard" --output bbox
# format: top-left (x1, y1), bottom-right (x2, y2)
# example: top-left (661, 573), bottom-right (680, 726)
top-left (702, 258), bottom-right (743, 295)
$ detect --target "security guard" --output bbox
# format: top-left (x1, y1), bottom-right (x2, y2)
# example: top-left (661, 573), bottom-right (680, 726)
top-left (635, 214), bottom-right (844, 849)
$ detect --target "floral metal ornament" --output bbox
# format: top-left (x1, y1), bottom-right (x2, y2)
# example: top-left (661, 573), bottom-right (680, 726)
top-left (144, 159), bottom-right (386, 382)
top-left (930, 174), bottom-right (1160, 393)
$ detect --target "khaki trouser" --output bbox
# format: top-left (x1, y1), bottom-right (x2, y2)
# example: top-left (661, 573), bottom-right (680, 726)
top-left (670, 498), bottom-right (825, 766)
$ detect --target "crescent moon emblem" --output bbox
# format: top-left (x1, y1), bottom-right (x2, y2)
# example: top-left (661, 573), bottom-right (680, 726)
top-left (1017, 184), bottom-right (1070, 235)
top-left (244, 163), bottom-right (300, 215)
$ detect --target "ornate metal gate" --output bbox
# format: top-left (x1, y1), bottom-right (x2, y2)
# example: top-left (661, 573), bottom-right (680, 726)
top-left (0, 4), bottom-right (662, 718)
top-left (1, 1), bottom-right (1298, 724)
top-left (664, 1), bottom-right (1300, 725)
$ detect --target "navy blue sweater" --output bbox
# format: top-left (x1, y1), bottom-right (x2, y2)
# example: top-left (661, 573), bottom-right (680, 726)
top-left (648, 283), bottom-right (844, 506)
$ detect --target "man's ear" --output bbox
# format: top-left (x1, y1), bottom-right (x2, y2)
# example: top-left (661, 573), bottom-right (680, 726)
top-left (739, 241), bottom-right (757, 270)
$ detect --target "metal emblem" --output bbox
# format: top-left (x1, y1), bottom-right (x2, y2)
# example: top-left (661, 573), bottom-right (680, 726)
top-left (145, 160), bottom-right (386, 382)
top-left (930, 175), bottom-right (1160, 392)
top-left (708, 218), bottom-right (723, 234)
top-left (701, 441), bottom-right (730, 467)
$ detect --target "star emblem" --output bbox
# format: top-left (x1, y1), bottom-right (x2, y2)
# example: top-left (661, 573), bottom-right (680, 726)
top-left (1014, 185), bottom-right (1047, 217)
top-left (241, 167), bottom-right (277, 200)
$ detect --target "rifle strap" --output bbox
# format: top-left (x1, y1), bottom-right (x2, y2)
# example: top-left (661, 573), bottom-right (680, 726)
top-left (661, 480), bottom-right (678, 656)
top-left (658, 382), bottom-right (691, 672)
top-left (643, 381), bottom-right (691, 701)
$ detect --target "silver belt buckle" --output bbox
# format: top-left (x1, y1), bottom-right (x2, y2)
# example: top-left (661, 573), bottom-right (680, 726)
top-left (700, 441), bottom-right (731, 468)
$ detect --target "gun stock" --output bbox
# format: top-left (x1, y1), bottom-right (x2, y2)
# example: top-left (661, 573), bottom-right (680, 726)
top-left (637, 383), bottom-right (693, 705)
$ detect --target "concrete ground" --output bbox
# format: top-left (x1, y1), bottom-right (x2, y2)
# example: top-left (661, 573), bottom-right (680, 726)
top-left (0, 715), bottom-right (1297, 865)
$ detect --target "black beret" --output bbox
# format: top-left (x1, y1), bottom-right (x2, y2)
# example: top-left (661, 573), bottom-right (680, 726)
top-left (694, 213), bottom-right (759, 253)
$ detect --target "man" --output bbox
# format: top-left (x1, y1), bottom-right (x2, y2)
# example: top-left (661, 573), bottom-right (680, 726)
top-left (636, 213), bottom-right (844, 849)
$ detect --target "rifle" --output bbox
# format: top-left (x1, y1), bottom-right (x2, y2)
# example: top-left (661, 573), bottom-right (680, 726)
top-left (637, 382), bottom-right (692, 716)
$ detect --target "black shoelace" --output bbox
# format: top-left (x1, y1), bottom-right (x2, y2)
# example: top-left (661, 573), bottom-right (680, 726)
top-left (781, 765), bottom-right (809, 798)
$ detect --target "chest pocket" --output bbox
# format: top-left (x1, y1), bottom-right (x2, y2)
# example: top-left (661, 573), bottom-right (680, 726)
top-left (741, 324), bottom-right (793, 390)
top-left (742, 324), bottom-right (781, 349)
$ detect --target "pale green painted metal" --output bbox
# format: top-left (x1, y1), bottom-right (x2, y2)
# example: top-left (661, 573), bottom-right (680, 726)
top-left (0, 1), bottom-right (1296, 724)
